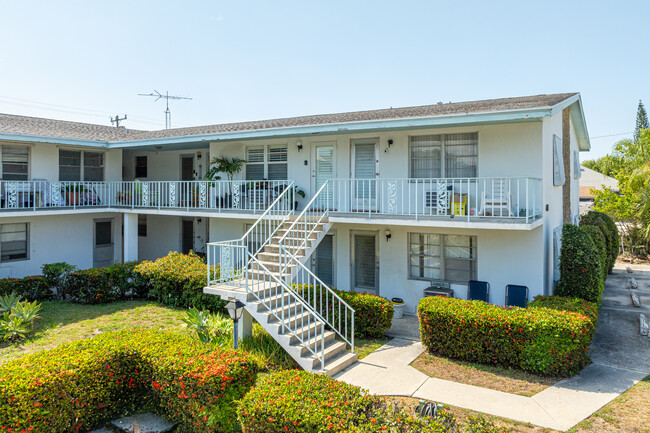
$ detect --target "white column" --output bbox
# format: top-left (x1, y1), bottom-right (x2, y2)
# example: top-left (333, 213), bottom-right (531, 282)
top-left (237, 308), bottom-right (253, 339)
top-left (123, 213), bottom-right (139, 262)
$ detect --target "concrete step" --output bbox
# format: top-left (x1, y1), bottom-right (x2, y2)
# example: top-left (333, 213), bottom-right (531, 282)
top-left (322, 351), bottom-right (358, 377)
top-left (293, 330), bottom-right (337, 357)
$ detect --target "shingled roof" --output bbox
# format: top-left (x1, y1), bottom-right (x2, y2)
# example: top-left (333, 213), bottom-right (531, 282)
top-left (0, 93), bottom-right (579, 143)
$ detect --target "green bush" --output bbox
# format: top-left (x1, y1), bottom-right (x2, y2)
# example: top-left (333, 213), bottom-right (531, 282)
top-left (581, 225), bottom-right (608, 280)
top-left (529, 295), bottom-right (599, 325)
top-left (581, 211), bottom-right (619, 273)
top-left (41, 261), bottom-right (77, 296)
top-left (418, 296), bottom-right (595, 376)
top-left (60, 262), bottom-right (150, 304)
top-left (293, 285), bottom-right (393, 338)
top-left (556, 224), bottom-right (604, 304)
top-left (0, 329), bottom-right (257, 433)
top-left (0, 275), bottom-right (52, 300)
top-left (135, 251), bottom-right (225, 311)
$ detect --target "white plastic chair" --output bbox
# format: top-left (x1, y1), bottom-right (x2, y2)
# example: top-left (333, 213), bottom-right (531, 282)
top-left (479, 179), bottom-right (512, 217)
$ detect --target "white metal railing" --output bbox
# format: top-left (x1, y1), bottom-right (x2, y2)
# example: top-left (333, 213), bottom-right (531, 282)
top-left (0, 180), bottom-right (291, 213)
top-left (326, 177), bottom-right (542, 223)
top-left (278, 181), bottom-right (355, 351)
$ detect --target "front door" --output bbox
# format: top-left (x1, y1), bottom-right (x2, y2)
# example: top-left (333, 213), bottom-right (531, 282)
top-left (181, 219), bottom-right (194, 254)
top-left (93, 219), bottom-right (113, 267)
top-left (351, 139), bottom-right (378, 211)
top-left (313, 142), bottom-right (335, 209)
top-left (351, 232), bottom-right (378, 293)
top-left (180, 156), bottom-right (194, 205)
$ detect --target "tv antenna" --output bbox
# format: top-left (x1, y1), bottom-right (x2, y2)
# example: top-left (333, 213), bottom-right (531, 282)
top-left (138, 90), bottom-right (192, 129)
top-left (110, 114), bottom-right (127, 127)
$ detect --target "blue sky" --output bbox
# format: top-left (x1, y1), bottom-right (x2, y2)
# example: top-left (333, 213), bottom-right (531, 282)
top-left (0, 1), bottom-right (648, 160)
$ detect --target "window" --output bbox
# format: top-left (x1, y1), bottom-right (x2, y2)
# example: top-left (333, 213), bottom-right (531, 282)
top-left (245, 145), bottom-right (288, 180)
top-left (59, 150), bottom-right (104, 181)
top-left (138, 214), bottom-right (147, 237)
top-left (410, 133), bottom-right (478, 178)
top-left (135, 156), bottom-right (148, 178)
top-left (2, 146), bottom-right (29, 180)
top-left (1, 223), bottom-right (28, 262)
top-left (553, 135), bottom-right (565, 186)
top-left (409, 233), bottom-right (476, 283)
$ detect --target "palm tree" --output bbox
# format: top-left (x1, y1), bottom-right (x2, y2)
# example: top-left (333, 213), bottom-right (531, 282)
top-left (205, 156), bottom-right (246, 195)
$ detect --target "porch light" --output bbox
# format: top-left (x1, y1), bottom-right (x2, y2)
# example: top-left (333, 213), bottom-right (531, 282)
top-left (196, 151), bottom-right (202, 160)
top-left (385, 229), bottom-right (392, 242)
top-left (296, 140), bottom-right (303, 151)
top-left (225, 297), bottom-right (246, 349)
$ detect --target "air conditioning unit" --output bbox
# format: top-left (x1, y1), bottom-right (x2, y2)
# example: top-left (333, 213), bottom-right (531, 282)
top-left (423, 280), bottom-right (453, 298)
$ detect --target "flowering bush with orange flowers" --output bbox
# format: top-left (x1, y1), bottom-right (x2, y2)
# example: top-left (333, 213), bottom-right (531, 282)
top-left (238, 370), bottom-right (503, 433)
top-left (135, 251), bottom-right (225, 311)
top-left (0, 275), bottom-right (52, 300)
top-left (0, 328), bottom-right (257, 433)
top-left (418, 296), bottom-right (596, 376)
top-left (293, 284), bottom-right (393, 338)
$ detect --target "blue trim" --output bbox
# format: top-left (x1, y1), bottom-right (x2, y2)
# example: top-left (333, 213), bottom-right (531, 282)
top-left (0, 133), bottom-right (107, 147)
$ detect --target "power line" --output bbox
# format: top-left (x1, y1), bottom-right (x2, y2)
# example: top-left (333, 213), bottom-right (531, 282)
top-left (590, 131), bottom-right (633, 140)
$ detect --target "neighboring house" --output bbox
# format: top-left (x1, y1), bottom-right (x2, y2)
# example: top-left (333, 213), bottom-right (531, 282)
top-left (0, 93), bottom-right (589, 373)
top-left (579, 165), bottom-right (619, 214)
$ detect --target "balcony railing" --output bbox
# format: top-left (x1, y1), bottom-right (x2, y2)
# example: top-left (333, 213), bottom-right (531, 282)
top-left (0, 180), bottom-right (292, 212)
top-left (0, 177), bottom-right (542, 223)
top-left (319, 177), bottom-right (542, 223)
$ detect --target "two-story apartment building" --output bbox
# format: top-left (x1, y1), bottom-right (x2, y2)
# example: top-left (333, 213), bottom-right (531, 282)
top-left (0, 93), bottom-right (589, 373)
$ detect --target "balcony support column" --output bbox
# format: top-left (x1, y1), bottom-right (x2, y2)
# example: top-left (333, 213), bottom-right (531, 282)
top-left (123, 213), bottom-right (139, 262)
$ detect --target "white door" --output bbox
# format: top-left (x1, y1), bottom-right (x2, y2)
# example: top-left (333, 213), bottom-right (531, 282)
top-left (93, 219), bottom-right (113, 267)
top-left (351, 139), bottom-right (378, 211)
top-left (313, 142), bottom-right (335, 209)
top-left (351, 232), bottom-right (378, 293)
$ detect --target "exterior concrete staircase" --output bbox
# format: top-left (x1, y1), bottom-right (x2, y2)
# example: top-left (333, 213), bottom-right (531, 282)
top-left (205, 182), bottom-right (357, 376)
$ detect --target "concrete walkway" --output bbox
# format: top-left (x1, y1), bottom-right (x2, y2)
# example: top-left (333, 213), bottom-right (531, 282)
top-left (336, 264), bottom-right (650, 431)
top-left (335, 338), bottom-right (647, 431)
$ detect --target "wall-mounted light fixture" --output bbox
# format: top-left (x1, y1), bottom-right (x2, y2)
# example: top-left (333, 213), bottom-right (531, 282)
top-left (196, 151), bottom-right (202, 160)
top-left (196, 217), bottom-right (202, 223)
top-left (385, 139), bottom-right (394, 153)
top-left (385, 229), bottom-right (392, 242)
top-left (297, 140), bottom-right (303, 152)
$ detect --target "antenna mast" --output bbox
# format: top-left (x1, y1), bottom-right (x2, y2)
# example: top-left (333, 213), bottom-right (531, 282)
top-left (138, 90), bottom-right (192, 129)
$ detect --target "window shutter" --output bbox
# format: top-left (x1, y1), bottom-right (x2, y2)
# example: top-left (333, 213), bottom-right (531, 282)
top-left (354, 143), bottom-right (376, 199)
top-left (354, 235), bottom-right (376, 289)
top-left (246, 146), bottom-right (265, 163)
top-left (315, 235), bottom-right (334, 286)
top-left (182, 220), bottom-right (194, 254)
top-left (573, 150), bottom-right (581, 179)
top-left (553, 135), bottom-right (566, 186)
top-left (268, 145), bottom-right (287, 162)
top-left (267, 164), bottom-right (287, 180)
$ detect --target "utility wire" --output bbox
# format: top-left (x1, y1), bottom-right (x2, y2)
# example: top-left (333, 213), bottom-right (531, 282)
top-left (590, 131), bottom-right (633, 140)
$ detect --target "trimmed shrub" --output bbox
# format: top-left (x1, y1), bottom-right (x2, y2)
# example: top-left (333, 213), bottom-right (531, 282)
top-left (41, 261), bottom-right (77, 296)
top-left (0, 329), bottom-right (257, 433)
top-left (581, 211), bottom-right (619, 273)
top-left (581, 225), bottom-right (608, 280)
top-left (418, 296), bottom-right (595, 376)
top-left (529, 295), bottom-right (599, 325)
top-left (556, 224), bottom-right (604, 304)
top-left (135, 251), bottom-right (225, 311)
top-left (63, 267), bottom-right (116, 304)
top-left (0, 275), bottom-right (52, 300)
top-left (238, 370), bottom-right (475, 433)
top-left (293, 285), bottom-right (394, 338)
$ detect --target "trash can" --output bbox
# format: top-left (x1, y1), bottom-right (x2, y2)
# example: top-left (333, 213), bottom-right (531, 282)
top-left (391, 297), bottom-right (405, 319)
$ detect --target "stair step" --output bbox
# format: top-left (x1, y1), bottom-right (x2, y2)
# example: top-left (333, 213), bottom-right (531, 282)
top-left (293, 330), bottom-right (337, 356)
top-left (322, 351), bottom-right (358, 377)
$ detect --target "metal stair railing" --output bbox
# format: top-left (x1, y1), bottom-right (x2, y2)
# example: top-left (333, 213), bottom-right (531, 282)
top-left (278, 181), bottom-right (355, 352)
top-left (207, 181), bottom-right (294, 286)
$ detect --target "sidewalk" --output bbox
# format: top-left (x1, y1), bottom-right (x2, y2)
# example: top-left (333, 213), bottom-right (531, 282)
top-left (335, 338), bottom-right (647, 431)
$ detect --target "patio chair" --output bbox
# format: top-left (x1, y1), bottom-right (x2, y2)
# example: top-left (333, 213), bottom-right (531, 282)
top-left (505, 284), bottom-right (529, 308)
top-left (467, 280), bottom-right (490, 303)
top-left (478, 179), bottom-right (512, 217)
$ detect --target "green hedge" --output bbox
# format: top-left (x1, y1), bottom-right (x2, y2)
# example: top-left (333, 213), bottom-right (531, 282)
top-left (581, 211), bottom-right (619, 273)
top-left (0, 329), bottom-right (257, 433)
top-left (529, 295), bottom-right (599, 325)
top-left (238, 370), bottom-right (496, 433)
top-left (293, 285), bottom-right (393, 338)
top-left (0, 275), bottom-right (52, 301)
top-left (581, 225), bottom-right (608, 280)
top-left (418, 296), bottom-right (595, 376)
top-left (61, 262), bottom-right (149, 304)
top-left (556, 224), bottom-right (604, 304)
top-left (134, 251), bottom-right (225, 311)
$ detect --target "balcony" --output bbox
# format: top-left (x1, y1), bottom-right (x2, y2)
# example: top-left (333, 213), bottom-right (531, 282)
top-left (0, 177), bottom-right (542, 225)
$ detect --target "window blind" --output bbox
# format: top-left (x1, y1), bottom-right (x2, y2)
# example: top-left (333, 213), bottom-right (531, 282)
top-left (2, 146), bottom-right (28, 180)
top-left (409, 233), bottom-right (476, 283)
top-left (59, 150), bottom-right (82, 181)
top-left (84, 152), bottom-right (104, 181)
top-left (95, 221), bottom-right (112, 246)
top-left (0, 223), bottom-right (28, 262)
top-left (409, 133), bottom-right (477, 178)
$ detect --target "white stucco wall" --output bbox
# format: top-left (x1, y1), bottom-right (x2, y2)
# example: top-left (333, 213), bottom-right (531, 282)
top-left (0, 212), bottom-right (122, 278)
top-left (122, 148), bottom-right (209, 181)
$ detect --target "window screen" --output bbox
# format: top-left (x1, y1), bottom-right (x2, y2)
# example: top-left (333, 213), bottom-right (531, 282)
top-left (1, 223), bottom-right (28, 262)
top-left (59, 150), bottom-right (82, 181)
top-left (245, 145), bottom-right (288, 180)
top-left (409, 233), bottom-right (476, 283)
top-left (135, 156), bottom-right (148, 178)
top-left (410, 133), bottom-right (477, 178)
top-left (95, 221), bottom-right (112, 246)
top-left (246, 146), bottom-right (265, 180)
top-left (84, 152), bottom-right (104, 181)
top-left (2, 146), bottom-right (28, 180)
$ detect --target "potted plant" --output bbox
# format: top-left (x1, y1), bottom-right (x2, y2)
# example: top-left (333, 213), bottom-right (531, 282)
top-left (63, 184), bottom-right (87, 206)
top-left (205, 156), bottom-right (246, 208)
top-left (288, 185), bottom-right (306, 211)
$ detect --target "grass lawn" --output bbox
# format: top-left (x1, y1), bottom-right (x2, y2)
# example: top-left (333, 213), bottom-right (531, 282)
top-left (387, 377), bottom-right (650, 433)
top-left (0, 300), bottom-right (296, 370)
top-left (355, 336), bottom-right (391, 359)
top-left (411, 352), bottom-right (560, 397)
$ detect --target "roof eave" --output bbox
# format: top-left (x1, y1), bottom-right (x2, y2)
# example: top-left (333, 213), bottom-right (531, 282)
top-left (0, 132), bottom-right (108, 147)
top-left (549, 94), bottom-right (591, 151)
